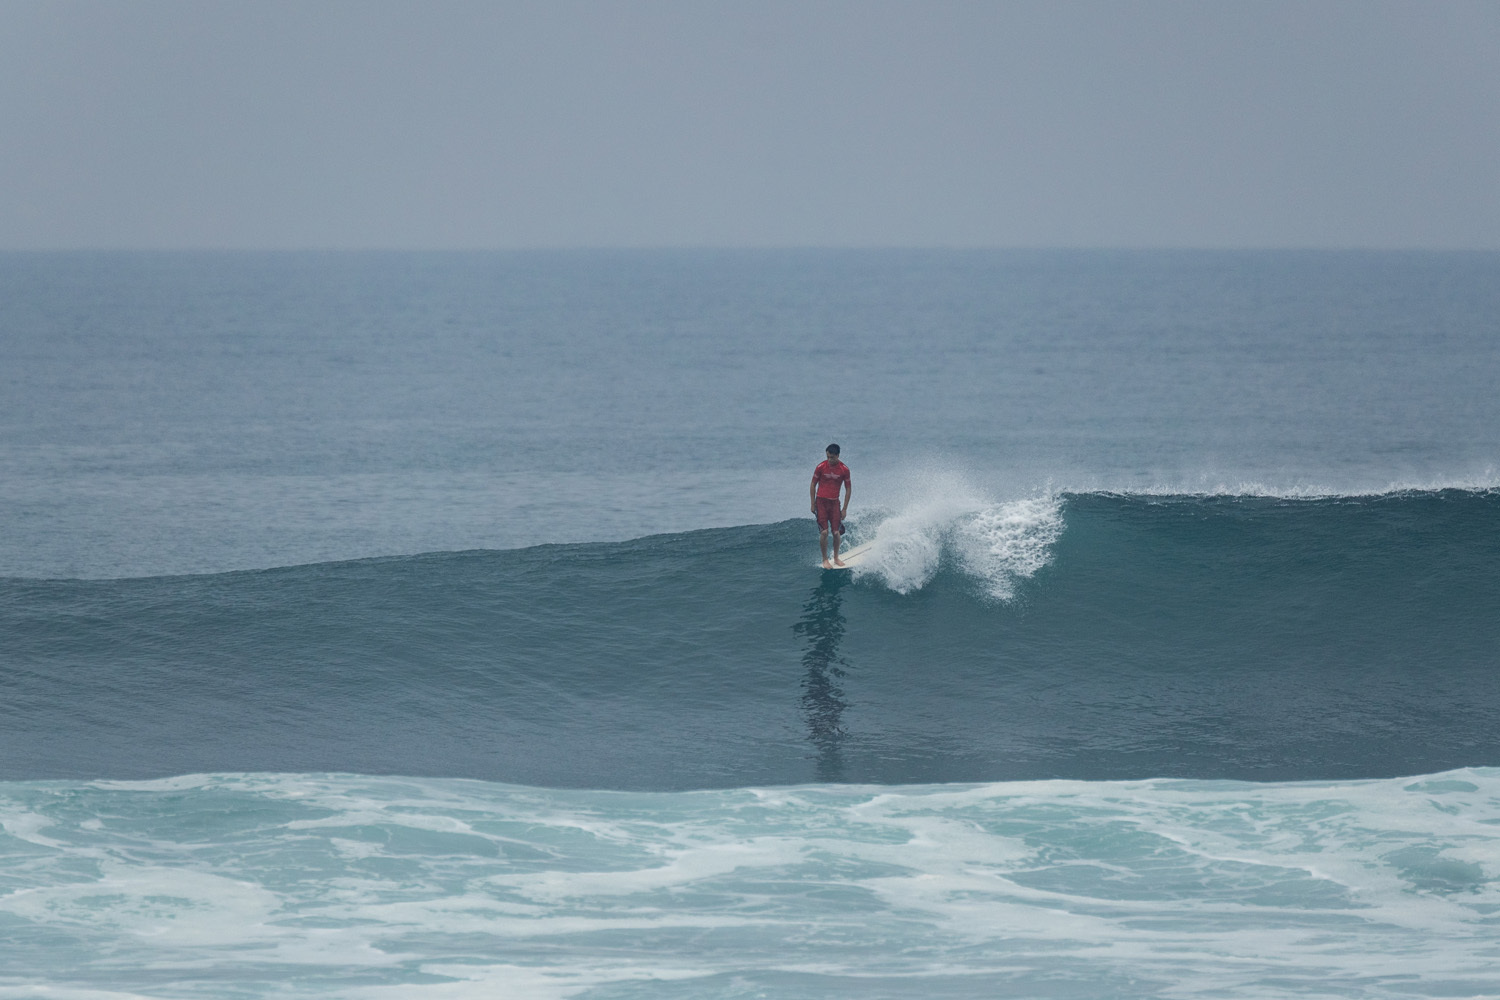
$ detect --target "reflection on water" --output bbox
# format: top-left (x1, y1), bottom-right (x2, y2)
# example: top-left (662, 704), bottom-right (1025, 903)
top-left (793, 572), bottom-right (852, 781)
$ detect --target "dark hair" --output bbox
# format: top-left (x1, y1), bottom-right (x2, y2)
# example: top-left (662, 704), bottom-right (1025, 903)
top-left (826, 443), bottom-right (840, 456)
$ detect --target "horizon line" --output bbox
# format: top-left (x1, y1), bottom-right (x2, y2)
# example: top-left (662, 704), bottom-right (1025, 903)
top-left (3, 244), bottom-right (1498, 254)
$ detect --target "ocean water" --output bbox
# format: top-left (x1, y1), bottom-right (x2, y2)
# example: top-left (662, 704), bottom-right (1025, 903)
top-left (3, 250), bottom-right (1500, 997)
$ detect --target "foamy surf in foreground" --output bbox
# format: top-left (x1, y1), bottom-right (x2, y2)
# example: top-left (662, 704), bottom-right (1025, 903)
top-left (2, 770), bottom-right (1498, 998)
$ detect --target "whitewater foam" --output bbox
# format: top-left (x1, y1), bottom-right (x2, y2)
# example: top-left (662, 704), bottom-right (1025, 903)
top-left (3, 770), bottom-right (1500, 998)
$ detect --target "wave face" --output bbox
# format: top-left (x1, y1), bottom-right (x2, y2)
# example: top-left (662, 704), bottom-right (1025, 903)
top-left (5, 489), bottom-right (1499, 788)
top-left (3, 770), bottom-right (1499, 999)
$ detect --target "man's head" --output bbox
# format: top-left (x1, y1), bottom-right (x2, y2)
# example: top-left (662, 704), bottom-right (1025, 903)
top-left (826, 443), bottom-right (840, 461)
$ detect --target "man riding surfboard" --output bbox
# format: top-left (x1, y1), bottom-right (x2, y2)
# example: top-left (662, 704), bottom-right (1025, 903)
top-left (810, 444), bottom-right (851, 568)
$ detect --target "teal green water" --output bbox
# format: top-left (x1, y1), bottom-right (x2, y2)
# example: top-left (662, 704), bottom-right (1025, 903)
top-left (5, 491), bottom-right (1499, 788)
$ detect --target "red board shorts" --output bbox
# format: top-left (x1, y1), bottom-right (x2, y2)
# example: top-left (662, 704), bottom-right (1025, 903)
top-left (815, 497), bottom-right (844, 534)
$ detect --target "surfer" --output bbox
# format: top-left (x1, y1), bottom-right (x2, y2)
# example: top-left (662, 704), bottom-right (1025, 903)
top-left (810, 444), bottom-right (852, 568)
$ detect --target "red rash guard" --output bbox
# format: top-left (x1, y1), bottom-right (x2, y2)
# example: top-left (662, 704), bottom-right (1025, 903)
top-left (813, 460), bottom-right (850, 499)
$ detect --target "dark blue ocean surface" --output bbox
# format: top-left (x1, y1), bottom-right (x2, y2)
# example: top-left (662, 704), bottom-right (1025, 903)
top-left (4, 250), bottom-right (1500, 787)
top-left (2, 250), bottom-right (1498, 577)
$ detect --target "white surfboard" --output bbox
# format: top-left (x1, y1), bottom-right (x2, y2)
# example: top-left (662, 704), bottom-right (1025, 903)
top-left (823, 540), bottom-right (874, 570)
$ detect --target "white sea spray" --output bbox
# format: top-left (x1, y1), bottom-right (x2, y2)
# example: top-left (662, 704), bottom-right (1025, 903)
top-left (848, 469), bottom-right (1064, 600)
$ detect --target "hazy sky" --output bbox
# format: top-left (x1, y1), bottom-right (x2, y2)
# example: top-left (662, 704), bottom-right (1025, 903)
top-left (2, 0), bottom-right (1497, 249)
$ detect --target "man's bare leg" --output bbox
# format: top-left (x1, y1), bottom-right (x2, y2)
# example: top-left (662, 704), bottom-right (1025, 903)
top-left (832, 531), bottom-right (845, 567)
top-left (820, 528), bottom-right (832, 568)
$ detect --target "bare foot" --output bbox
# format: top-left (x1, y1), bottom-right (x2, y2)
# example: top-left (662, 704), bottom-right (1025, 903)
top-left (833, 557), bottom-right (846, 567)
top-left (822, 559), bottom-right (834, 569)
